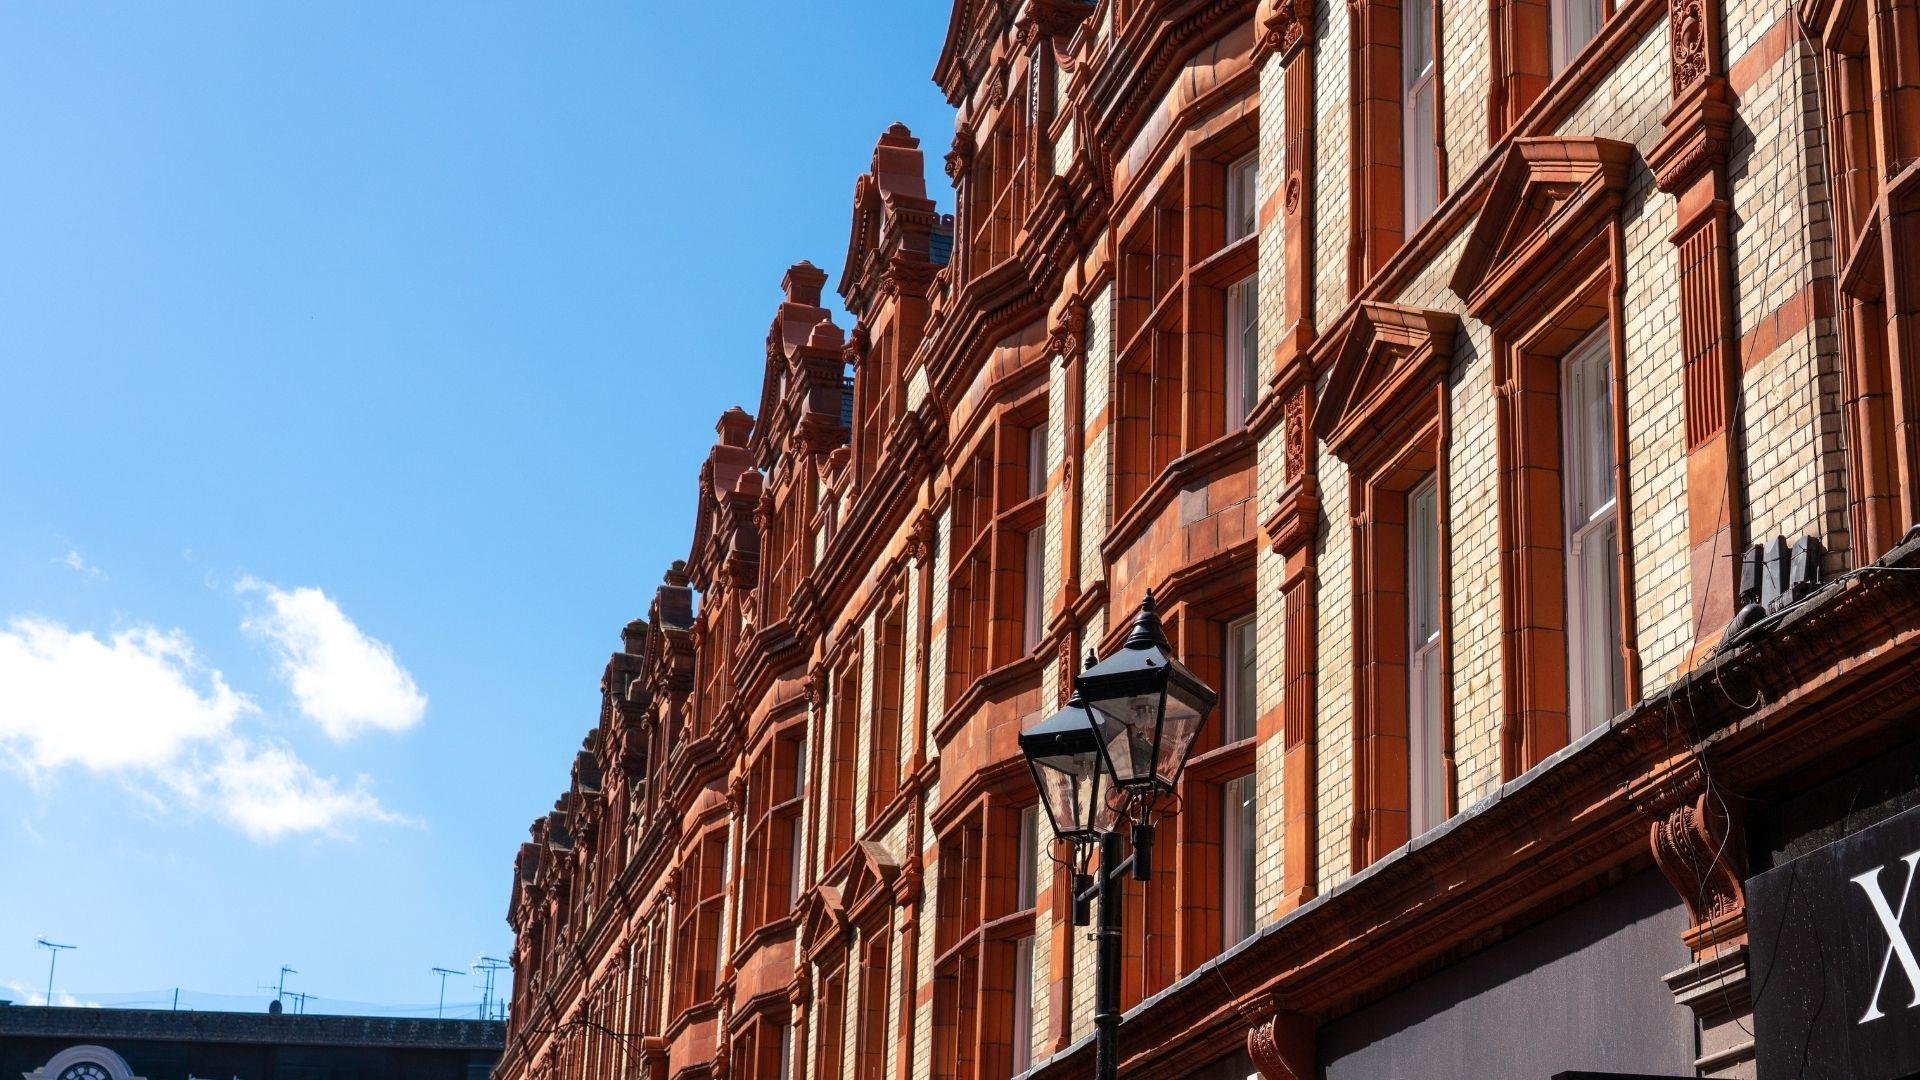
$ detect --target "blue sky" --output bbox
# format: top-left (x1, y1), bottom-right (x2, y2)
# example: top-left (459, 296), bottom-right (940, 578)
top-left (0, 2), bottom-right (953, 1013)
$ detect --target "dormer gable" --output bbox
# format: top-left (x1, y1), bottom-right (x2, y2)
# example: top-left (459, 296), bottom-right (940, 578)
top-left (687, 407), bottom-right (761, 593)
top-left (839, 123), bottom-right (949, 321)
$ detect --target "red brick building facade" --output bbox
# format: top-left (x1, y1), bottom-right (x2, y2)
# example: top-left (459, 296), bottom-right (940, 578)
top-left (497, 1), bottom-right (1920, 1078)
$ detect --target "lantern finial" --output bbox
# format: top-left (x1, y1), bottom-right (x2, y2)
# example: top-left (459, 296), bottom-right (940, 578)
top-left (1122, 589), bottom-right (1169, 650)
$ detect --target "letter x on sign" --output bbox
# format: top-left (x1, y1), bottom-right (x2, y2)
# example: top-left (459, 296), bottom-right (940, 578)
top-left (1853, 851), bottom-right (1920, 1025)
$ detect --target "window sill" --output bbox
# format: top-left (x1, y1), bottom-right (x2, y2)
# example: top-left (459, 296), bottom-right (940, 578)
top-left (934, 652), bottom-right (1044, 746)
top-left (1102, 427), bottom-right (1256, 565)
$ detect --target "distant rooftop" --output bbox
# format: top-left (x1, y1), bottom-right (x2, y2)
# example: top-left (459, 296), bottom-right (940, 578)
top-left (0, 1004), bottom-right (504, 1051)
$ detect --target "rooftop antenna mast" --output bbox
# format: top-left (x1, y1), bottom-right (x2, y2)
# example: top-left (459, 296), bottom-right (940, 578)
top-left (431, 967), bottom-right (462, 1019)
top-left (474, 957), bottom-right (510, 1021)
top-left (284, 990), bottom-right (314, 1015)
top-left (34, 938), bottom-right (75, 1007)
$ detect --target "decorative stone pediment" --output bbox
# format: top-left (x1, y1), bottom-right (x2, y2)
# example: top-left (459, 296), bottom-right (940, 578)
top-left (1449, 137), bottom-right (1637, 322)
top-left (1314, 302), bottom-right (1459, 463)
top-left (800, 885), bottom-right (850, 958)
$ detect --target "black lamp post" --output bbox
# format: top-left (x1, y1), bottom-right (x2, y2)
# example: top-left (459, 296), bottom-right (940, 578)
top-left (1017, 591), bottom-right (1215, 1080)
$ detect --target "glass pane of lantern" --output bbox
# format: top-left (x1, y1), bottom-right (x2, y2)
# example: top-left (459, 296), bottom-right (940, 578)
top-left (1156, 682), bottom-right (1206, 787)
top-left (1030, 753), bottom-right (1095, 840)
top-left (1087, 696), bottom-right (1156, 787)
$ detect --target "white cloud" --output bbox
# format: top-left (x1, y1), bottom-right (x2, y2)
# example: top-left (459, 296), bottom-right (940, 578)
top-left (60, 550), bottom-right (106, 581)
top-left (171, 740), bottom-right (406, 842)
top-left (0, 618), bottom-right (251, 775)
top-left (0, 617), bottom-right (403, 842)
top-left (3, 981), bottom-right (99, 1008)
top-left (239, 578), bottom-right (426, 740)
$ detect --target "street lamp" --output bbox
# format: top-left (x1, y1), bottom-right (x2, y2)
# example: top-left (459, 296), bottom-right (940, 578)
top-left (1021, 656), bottom-right (1121, 849)
top-left (1017, 591), bottom-right (1215, 1080)
top-left (1079, 589), bottom-right (1215, 800)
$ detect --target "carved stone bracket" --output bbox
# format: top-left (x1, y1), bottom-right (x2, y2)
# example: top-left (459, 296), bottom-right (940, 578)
top-left (945, 129), bottom-right (976, 182)
top-left (1237, 993), bottom-right (1315, 1080)
top-left (1048, 299), bottom-right (1088, 363)
top-left (1256, 0), bottom-right (1316, 63)
top-left (1651, 788), bottom-right (1748, 952)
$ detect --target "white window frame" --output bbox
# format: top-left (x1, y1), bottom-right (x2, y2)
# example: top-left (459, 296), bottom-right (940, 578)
top-left (1407, 476), bottom-right (1445, 835)
top-left (1403, 0), bottom-right (1438, 232)
top-left (1226, 152), bottom-right (1258, 244)
top-left (1226, 274), bottom-right (1260, 429)
top-left (1562, 326), bottom-right (1623, 736)
top-left (1221, 773), bottom-right (1257, 946)
top-left (1223, 615), bottom-right (1257, 744)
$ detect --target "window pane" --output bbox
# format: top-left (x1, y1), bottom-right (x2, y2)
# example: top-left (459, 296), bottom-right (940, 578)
top-left (1023, 527), bottom-right (1046, 653)
top-left (789, 822), bottom-right (805, 907)
top-left (1409, 479), bottom-right (1439, 644)
top-left (1228, 154), bottom-right (1258, 242)
top-left (1404, 0), bottom-right (1433, 82)
top-left (1564, 326), bottom-right (1623, 737)
top-left (1016, 805), bottom-right (1038, 910)
top-left (1222, 774), bottom-right (1257, 946)
top-left (1552, 0), bottom-right (1605, 74)
top-left (1228, 275), bottom-right (1259, 428)
top-left (1408, 476), bottom-right (1444, 834)
top-left (1028, 422), bottom-right (1049, 498)
top-left (1225, 616), bottom-right (1257, 743)
top-left (1576, 516), bottom-right (1624, 732)
top-left (1012, 935), bottom-right (1036, 1072)
top-left (1407, 81), bottom-right (1436, 229)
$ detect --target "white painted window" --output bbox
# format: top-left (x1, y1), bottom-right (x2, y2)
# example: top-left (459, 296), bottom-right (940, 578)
top-left (1222, 773), bottom-right (1257, 945)
top-left (1016, 804), bottom-right (1039, 910)
top-left (1407, 477), bottom-right (1445, 834)
top-left (1226, 152), bottom-right (1258, 243)
top-left (1226, 274), bottom-right (1260, 428)
top-left (1563, 327), bottom-right (1624, 735)
top-left (1223, 616), bottom-right (1257, 744)
top-left (1404, 0), bottom-right (1438, 231)
top-left (1011, 934), bottom-right (1036, 1073)
top-left (1023, 526), bottom-right (1046, 653)
top-left (1028, 421), bottom-right (1049, 498)
top-left (1551, 0), bottom-right (1605, 74)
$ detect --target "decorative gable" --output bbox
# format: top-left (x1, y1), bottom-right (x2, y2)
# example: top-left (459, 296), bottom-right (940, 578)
top-left (1315, 302), bottom-right (1460, 464)
top-left (1448, 137), bottom-right (1637, 324)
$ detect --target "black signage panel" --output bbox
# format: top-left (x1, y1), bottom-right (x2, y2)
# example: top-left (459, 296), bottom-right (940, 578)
top-left (1750, 802), bottom-right (1920, 1079)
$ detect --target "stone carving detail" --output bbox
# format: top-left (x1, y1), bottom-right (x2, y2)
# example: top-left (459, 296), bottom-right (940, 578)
top-left (1283, 387), bottom-right (1307, 481)
top-left (945, 129), bottom-right (975, 181)
top-left (1056, 637), bottom-right (1076, 707)
top-left (1048, 300), bottom-right (1087, 361)
top-left (1670, 0), bottom-right (1708, 97)
top-left (1260, 0), bottom-right (1315, 60)
top-left (1238, 993), bottom-right (1311, 1080)
top-left (1650, 789), bottom-right (1748, 950)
